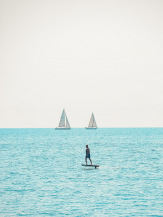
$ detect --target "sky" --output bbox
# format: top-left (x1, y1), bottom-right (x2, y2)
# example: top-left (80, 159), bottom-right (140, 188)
top-left (0, 0), bottom-right (163, 128)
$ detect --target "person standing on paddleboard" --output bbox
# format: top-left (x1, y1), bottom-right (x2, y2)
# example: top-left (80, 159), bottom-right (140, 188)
top-left (85, 145), bottom-right (92, 165)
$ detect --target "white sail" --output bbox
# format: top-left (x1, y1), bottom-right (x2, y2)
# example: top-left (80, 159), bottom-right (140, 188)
top-left (66, 116), bottom-right (70, 128)
top-left (92, 113), bottom-right (97, 128)
top-left (56, 109), bottom-right (71, 129)
top-left (88, 114), bottom-right (94, 127)
top-left (59, 109), bottom-right (66, 127)
top-left (87, 113), bottom-right (97, 129)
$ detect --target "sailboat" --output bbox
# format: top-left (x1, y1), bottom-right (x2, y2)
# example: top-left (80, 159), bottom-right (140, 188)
top-left (85, 113), bottom-right (97, 129)
top-left (55, 109), bottom-right (71, 130)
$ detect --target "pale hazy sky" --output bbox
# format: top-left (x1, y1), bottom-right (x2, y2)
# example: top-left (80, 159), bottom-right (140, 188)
top-left (0, 0), bottom-right (163, 128)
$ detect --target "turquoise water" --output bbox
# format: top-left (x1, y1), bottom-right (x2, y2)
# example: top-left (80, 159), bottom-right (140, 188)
top-left (0, 128), bottom-right (163, 216)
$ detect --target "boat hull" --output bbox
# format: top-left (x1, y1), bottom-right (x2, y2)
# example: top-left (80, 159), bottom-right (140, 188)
top-left (55, 128), bottom-right (71, 130)
top-left (85, 127), bottom-right (97, 129)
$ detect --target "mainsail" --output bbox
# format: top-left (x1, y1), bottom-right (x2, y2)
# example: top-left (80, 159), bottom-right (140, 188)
top-left (59, 109), bottom-right (66, 127)
top-left (86, 113), bottom-right (97, 129)
top-left (66, 116), bottom-right (70, 128)
top-left (56, 109), bottom-right (71, 129)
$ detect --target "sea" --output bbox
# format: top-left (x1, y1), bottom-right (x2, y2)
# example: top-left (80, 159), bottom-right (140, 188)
top-left (0, 128), bottom-right (162, 217)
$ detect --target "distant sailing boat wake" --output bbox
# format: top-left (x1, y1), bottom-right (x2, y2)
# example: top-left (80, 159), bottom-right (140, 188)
top-left (55, 109), bottom-right (71, 130)
top-left (85, 113), bottom-right (97, 129)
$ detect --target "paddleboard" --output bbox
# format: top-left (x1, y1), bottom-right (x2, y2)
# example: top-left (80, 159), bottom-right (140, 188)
top-left (81, 164), bottom-right (99, 169)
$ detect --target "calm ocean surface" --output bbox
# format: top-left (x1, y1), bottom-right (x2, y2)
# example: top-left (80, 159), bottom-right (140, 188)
top-left (0, 128), bottom-right (162, 217)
